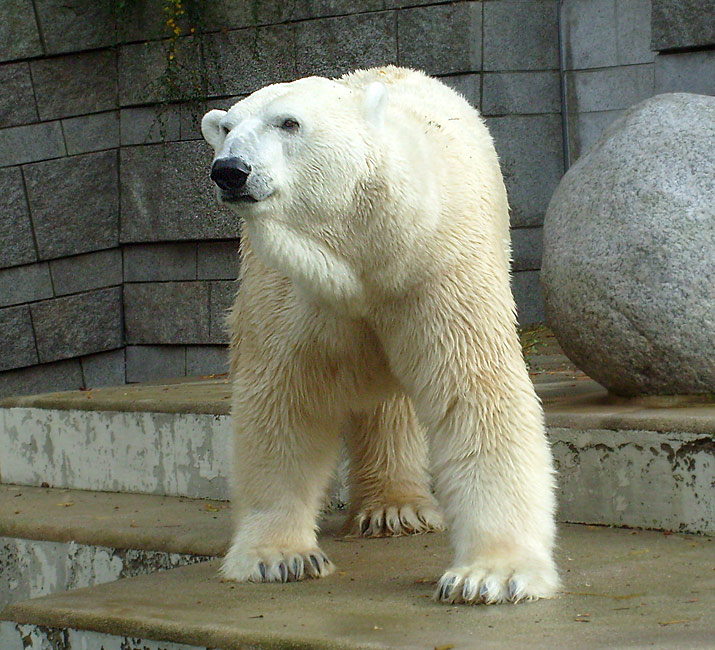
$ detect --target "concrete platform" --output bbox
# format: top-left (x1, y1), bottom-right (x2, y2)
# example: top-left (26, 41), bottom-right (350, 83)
top-left (0, 485), bottom-right (231, 609)
top-left (0, 484), bottom-right (231, 556)
top-left (2, 516), bottom-right (713, 649)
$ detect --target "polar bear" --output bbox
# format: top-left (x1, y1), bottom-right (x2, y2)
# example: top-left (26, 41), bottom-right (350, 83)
top-left (201, 66), bottom-right (558, 605)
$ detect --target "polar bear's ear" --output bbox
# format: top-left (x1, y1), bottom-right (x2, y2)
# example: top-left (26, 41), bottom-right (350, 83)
top-left (363, 82), bottom-right (388, 128)
top-left (201, 109), bottom-right (228, 148)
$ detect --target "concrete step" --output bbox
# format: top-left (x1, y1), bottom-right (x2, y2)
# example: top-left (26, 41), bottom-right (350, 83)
top-left (2, 372), bottom-right (713, 533)
top-left (0, 484), bottom-right (230, 610)
top-left (541, 382), bottom-right (714, 534)
top-left (1, 520), bottom-right (713, 650)
top-left (0, 377), bottom-right (234, 500)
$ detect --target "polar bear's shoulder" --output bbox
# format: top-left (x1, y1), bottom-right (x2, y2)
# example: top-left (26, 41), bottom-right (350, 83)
top-left (338, 66), bottom-right (484, 143)
top-left (339, 66), bottom-right (473, 115)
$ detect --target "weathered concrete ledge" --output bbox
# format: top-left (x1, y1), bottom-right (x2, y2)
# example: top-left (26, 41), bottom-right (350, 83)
top-left (542, 381), bottom-right (715, 436)
top-left (0, 485), bottom-right (231, 555)
top-left (2, 523), bottom-right (713, 650)
top-left (0, 627), bottom-right (207, 650)
top-left (552, 426), bottom-right (713, 534)
top-left (0, 537), bottom-right (208, 612)
top-left (3, 374), bottom-right (712, 435)
top-left (0, 486), bottom-right (231, 610)
top-left (0, 407), bottom-right (232, 498)
top-left (0, 377), bottom-right (232, 416)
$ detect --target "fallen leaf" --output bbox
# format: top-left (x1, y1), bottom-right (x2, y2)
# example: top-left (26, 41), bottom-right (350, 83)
top-left (204, 503), bottom-right (221, 512)
top-left (56, 502), bottom-right (74, 507)
top-left (574, 618), bottom-right (590, 623)
top-left (435, 645), bottom-right (455, 650)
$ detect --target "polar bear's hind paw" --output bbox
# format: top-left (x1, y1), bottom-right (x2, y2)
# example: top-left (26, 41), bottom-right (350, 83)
top-left (434, 560), bottom-right (558, 605)
top-left (354, 503), bottom-right (444, 537)
top-left (221, 547), bottom-right (334, 583)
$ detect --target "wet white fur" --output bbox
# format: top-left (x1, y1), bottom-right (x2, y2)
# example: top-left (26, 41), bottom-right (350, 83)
top-left (202, 66), bottom-right (558, 603)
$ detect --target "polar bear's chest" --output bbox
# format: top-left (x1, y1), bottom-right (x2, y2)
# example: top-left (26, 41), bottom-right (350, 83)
top-left (244, 218), bottom-right (367, 317)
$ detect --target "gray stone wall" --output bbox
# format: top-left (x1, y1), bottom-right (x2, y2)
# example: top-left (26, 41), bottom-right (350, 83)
top-left (563, 0), bottom-right (714, 162)
top-left (0, 0), bottom-right (712, 398)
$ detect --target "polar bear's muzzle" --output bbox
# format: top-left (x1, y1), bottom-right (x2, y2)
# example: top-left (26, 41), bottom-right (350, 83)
top-left (211, 156), bottom-right (257, 203)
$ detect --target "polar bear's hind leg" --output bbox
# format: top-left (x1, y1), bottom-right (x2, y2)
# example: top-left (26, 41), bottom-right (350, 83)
top-left (344, 394), bottom-right (444, 537)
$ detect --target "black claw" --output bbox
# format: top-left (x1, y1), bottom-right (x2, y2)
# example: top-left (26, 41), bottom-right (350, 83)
top-left (360, 518), bottom-right (370, 535)
top-left (291, 558), bottom-right (301, 579)
top-left (323, 555), bottom-right (332, 565)
top-left (258, 562), bottom-right (267, 581)
top-left (309, 554), bottom-right (321, 574)
top-left (438, 577), bottom-right (455, 601)
top-left (279, 562), bottom-right (288, 583)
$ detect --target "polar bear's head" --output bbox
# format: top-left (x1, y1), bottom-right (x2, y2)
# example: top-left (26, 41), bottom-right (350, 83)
top-left (201, 77), bottom-right (396, 313)
top-left (201, 77), bottom-right (388, 217)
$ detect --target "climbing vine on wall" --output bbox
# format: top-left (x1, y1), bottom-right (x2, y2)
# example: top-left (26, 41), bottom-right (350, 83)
top-left (160, 0), bottom-right (206, 103)
top-left (114, 0), bottom-right (209, 106)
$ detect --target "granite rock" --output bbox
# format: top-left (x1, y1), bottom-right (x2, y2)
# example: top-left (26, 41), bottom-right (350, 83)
top-left (542, 93), bottom-right (715, 395)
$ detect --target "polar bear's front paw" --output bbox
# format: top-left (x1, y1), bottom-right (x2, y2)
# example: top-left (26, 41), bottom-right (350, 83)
top-left (220, 546), bottom-right (334, 583)
top-left (434, 557), bottom-right (558, 605)
top-left (353, 502), bottom-right (444, 537)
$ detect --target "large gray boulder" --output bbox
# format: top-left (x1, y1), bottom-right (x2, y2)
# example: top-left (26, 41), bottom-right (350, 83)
top-left (541, 93), bottom-right (715, 396)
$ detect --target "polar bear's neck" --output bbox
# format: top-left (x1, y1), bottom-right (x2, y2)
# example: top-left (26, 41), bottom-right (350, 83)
top-left (244, 217), bottom-right (368, 318)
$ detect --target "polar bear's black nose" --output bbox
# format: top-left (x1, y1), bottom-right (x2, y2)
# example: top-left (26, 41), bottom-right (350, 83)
top-left (211, 157), bottom-right (251, 193)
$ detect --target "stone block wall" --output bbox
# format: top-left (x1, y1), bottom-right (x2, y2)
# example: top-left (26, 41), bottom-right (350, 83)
top-left (1, 0), bottom-right (712, 398)
top-left (563, 0), bottom-right (714, 162)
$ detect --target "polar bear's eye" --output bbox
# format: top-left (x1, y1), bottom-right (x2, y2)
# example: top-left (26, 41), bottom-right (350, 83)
top-left (280, 118), bottom-right (300, 132)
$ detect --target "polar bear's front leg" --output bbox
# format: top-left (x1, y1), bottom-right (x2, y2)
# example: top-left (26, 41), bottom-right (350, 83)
top-left (344, 394), bottom-right (443, 537)
top-left (222, 371), bottom-right (341, 583)
top-left (427, 393), bottom-right (559, 604)
top-left (376, 292), bottom-right (558, 605)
